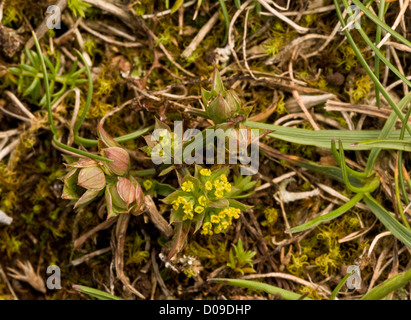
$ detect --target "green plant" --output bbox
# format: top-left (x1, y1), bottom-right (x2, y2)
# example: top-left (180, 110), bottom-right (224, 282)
top-left (68, 0), bottom-right (90, 18)
top-left (210, 278), bottom-right (311, 300)
top-left (60, 123), bottom-right (144, 219)
top-left (126, 233), bottom-right (150, 266)
top-left (201, 67), bottom-right (252, 125)
top-left (8, 49), bottom-right (87, 107)
top-left (72, 285), bottom-right (123, 300)
top-left (241, 0), bottom-right (411, 250)
top-left (163, 166), bottom-right (253, 236)
top-left (226, 239), bottom-right (256, 275)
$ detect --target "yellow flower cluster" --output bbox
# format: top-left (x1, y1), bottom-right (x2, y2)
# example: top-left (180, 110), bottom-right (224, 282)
top-left (212, 174), bottom-right (232, 199)
top-left (202, 174), bottom-right (233, 199)
top-left (172, 195), bottom-right (208, 221)
top-left (198, 196), bottom-right (207, 206)
top-left (171, 196), bottom-right (194, 220)
top-left (200, 168), bottom-right (211, 176)
top-left (201, 207), bottom-right (241, 235)
top-left (182, 181), bottom-right (194, 192)
top-left (201, 222), bottom-right (213, 236)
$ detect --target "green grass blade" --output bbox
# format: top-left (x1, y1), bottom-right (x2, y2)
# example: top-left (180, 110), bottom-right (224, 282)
top-left (361, 268), bottom-right (411, 300)
top-left (32, 32), bottom-right (57, 136)
top-left (210, 278), bottom-right (311, 300)
top-left (365, 91), bottom-right (411, 171)
top-left (218, 0), bottom-right (230, 45)
top-left (287, 193), bottom-right (364, 234)
top-left (351, 0), bottom-right (411, 48)
top-left (245, 121), bottom-right (411, 150)
top-left (364, 194), bottom-right (411, 249)
top-left (72, 284), bottom-right (123, 300)
top-left (353, 139), bottom-right (411, 151)
top-left (73, 51), bottom-right (93, 134)
top-left (74, 125), bottom-right (154, 147)
top-left (330, 271), bottom-right (353, 300)
top-left (374, 0), bottom-right (385, 108)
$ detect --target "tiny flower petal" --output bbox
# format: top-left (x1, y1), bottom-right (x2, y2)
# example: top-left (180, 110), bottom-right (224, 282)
top-left (132, 182), bottom-right (144, 216)
top-left (77, 167), bottom-right (106, 190)
top-left (103, 147), bottom-right (130, 176)
top-left (117, 177), bottom-right (136, 207)
top-left (61, 169), bottom-right (79, 200)
top-left (74, 189), bottom-right (100, 209)
top-left (71, 158), bottom-right (99, 168)
top-left (97, 122), bottom-right (120, 148)
top-left (107, 183), bottom-right (127, 209)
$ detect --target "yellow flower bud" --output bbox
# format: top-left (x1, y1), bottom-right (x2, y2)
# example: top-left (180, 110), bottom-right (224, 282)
top-left (194, 206), bottom-right (204, 214)
top-left (200, 169), bottom-right (212, 176)
top-left (205, 181), bottom-right (213, 191)
top-left (198, 196), bottom-right (207, 207)
top-left (182, 181), bottom-right (194, 192)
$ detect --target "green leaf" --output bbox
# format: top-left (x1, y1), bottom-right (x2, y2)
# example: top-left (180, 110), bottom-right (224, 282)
top-left (350, 0), bottom-right (411, 49)
top-left (170, 0), bottom-right (184, 13)
top-left (330, 272), bottom-right (353, 300)
top-left (353, 139), bottom-right (411, 152)
top-left (227, 199), bottom-right (252, 211)
top-left (364, 194), bottom-right (411, 249)
top-left (72, 285), bottom-right (123, 300)
top-left (245, 121), bottom-right (411, 150)
top-left (361, 268), bottom-right (411, 300)
top-left (209, 198), bottom-right (229, 208)
top-left (154, 181), bottom-right (176, 197)
top-left (287, 193), bottom-right (364, 234)
top-left (210, 279), bottom-right (312, 300)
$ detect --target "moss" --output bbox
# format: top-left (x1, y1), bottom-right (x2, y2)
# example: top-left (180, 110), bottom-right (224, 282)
top-left (2, 5), bottom-right (23, 27)
top-left (350, 75), bottom-right (372, 103)
top-left (287, 253), bottom-right (309, 276)
top-left (299, 286), bottom-right (325, 300)
top-left (185, 239), bottom-right (228, 269)
top-left (336, 43), bottom-right (358, 71)
top-left (260, 207), bottom-right (278, 227)
top-left (0, 231), bottom-right (23, 259)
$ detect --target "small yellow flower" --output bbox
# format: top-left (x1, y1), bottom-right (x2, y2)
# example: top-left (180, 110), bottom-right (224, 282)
top-left (224, 183), bottom-right (231, 193)
top-left (219, 209), bottom-right (227, 219)
top-left (183, 202), bottom-right (193, 214)
top-left (201, 222), bottom-right (213, 235)
top-left (210, 215), bottom-right (220, 223)
top-left (214, 179), bottom-right (223, 189)
top-left (177, 196), bottom-right (187, 204)
top-left (200, 168), bottom-right (211, 176)
top-left (215, 190), bottom-right (224, 199)
top-left (220, 174), bottom-right (227, 182)
top-left (214, 225), bottom-right (223, 234)
top-left (205, 181), bottom-right (213, 191)
top-left (183, 211), bottom-right (194, 220)
top-left (198, 196), bottom-right (207, 206)
top-left (171, 200), bottom-right (180, 211)
top-left (194, 206), bottom-right (204, 214)
top-left (221, 220), bottom-right (230, 229)
top-left (231, 208), bottom-right (240, 219)
top-left (182, 181), bottom-right (194, 192)
top-left (143, 180), bottom-right (153, 191)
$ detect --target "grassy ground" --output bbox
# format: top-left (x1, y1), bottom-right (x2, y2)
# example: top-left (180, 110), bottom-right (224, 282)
top-left (0, 0), bottom-right (410, 300)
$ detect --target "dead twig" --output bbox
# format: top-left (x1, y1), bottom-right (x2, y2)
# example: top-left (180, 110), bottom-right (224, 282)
top-left (144, 195), bottom-right (173, 238)
top-left (114, 214), bottom-right (145, 299)
top-left (73, 216), bottom-right (118, 250)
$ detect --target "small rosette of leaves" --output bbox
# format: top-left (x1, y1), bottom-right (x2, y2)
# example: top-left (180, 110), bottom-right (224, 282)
top-left (8, 48), bottom-right (87, 106)
top-left (201, 67), bottom-right (252, 124)
top-left (60, 123), bottom-right (144, 218)
top-left (227, 239), bottom-right (256, 275)
top-left (163, 166), bottom-right (256, 236)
